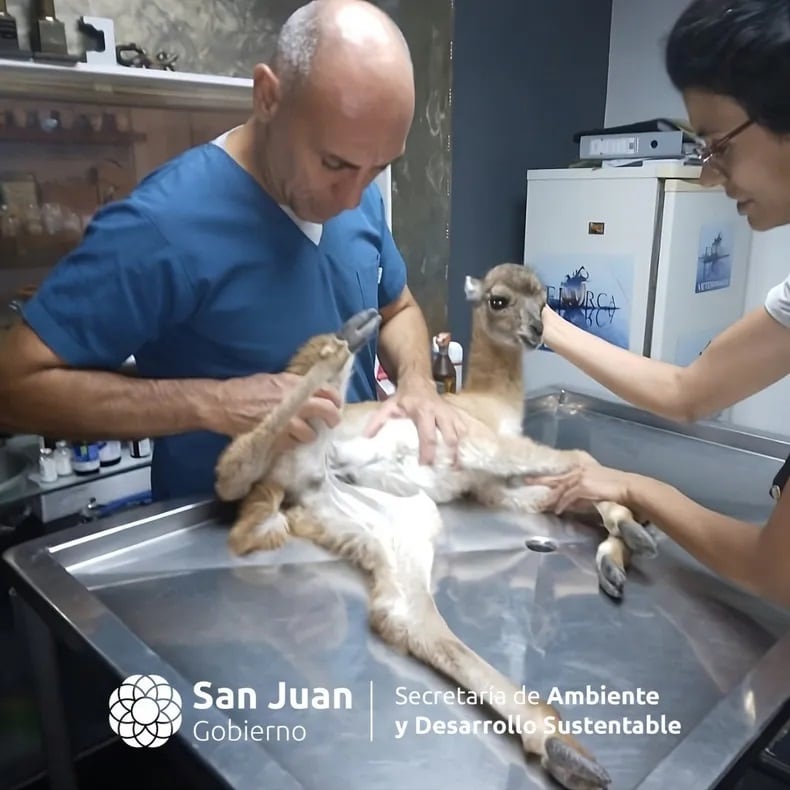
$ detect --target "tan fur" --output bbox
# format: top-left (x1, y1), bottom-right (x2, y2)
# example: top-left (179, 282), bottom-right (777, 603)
top-left (218, 264), bottom-right (654, 589)
top-left (454, 264), bottom-right (656, 596)
top-left (227, 479), bottom-right (288, 555)
top-left (324, 264), bottom-right (654, 596)
top-left (215, 337), bottom-right (351, 502)
top-left (279, 499), bottom-right (602, 784)
top-left (463, 320), bottom-right (525, 406)
top-left (213, 266), bottom-right (628, 788)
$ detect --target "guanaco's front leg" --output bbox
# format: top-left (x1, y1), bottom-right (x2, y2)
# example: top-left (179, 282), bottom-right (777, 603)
top-left (468, 438), bottom-right (658, 556)
top-left (466, 438), bottom-right (657, 601)
top-left (457, 433), bottom-right (590, 477)
top-left (593, 501), bottom-right (658, 558)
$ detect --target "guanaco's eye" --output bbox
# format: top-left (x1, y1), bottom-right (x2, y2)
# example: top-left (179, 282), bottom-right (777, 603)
top-left (489, 295), bottom-right (509, 311)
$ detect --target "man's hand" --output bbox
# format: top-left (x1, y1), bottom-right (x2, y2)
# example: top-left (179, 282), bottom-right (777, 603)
top-left (211, 372), bottom-right (342, 446)
top-left (525, 464), bottom-right (639, 515)
top-left (363, 376), bottom-right (466, 465)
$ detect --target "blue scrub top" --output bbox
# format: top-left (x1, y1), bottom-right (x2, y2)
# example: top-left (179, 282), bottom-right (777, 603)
top-left (22, 142), bottom-right (407, 502)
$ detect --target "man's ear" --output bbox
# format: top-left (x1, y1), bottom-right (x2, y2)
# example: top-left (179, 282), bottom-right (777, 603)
top-left (252, 64), bottom-right (282, 122)
top-left (464, 275), bottom-right (484, 303)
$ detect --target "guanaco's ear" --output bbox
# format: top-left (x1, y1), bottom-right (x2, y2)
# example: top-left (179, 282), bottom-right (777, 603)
top-left (464, 275), bottom-right (484, 303)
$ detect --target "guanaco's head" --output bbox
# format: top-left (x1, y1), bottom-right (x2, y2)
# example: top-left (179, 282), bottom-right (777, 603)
top-left (286, 309), bottom-right (382, 397)
top-left (464, 263), bottom-right (546, 350)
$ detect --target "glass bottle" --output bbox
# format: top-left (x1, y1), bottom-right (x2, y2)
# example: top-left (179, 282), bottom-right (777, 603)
top-left (432, 332), bottom-right (456, 394)
top-left (54, 440), bottom-right (72, 476)
top-left (38, 447), bottom-right (58, 483)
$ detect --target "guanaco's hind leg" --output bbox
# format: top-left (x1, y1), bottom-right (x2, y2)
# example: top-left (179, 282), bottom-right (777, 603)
top-left (382, 549), bottom-right (610, 788)
top-left (227, 480), bottom-right (290, 555)
top-left (285, 503), bottom-right (610, 789)
top-left (466, 434), bottom-right (657, 555)
top-left (483, 438), bottom-right (658, 561)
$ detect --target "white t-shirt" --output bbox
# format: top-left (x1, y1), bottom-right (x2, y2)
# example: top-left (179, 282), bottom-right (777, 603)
top-left (210, 127), bottom-right (323, 246)
top-left (765, 274), bottom-right (790, 328)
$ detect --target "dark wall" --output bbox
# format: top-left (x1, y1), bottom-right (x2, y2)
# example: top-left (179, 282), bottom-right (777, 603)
top-left (448, 0), bottom-right (613, 352)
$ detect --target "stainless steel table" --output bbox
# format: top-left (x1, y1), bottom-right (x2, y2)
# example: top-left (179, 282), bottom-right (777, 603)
top-left (4, 390), bottom-right (790, 790)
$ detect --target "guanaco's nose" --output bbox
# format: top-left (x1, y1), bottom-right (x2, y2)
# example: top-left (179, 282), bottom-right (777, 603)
top-left (517, 317), bottom-right (543, 347)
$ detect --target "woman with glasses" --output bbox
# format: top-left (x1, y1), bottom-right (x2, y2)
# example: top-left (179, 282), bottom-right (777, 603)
top-left (528, 0), bottom-right (790, 608)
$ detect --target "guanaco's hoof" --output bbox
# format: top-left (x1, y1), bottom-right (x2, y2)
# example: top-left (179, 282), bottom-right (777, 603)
top-left (619, 519), bottom-right (658, 558)
top-left (542, 736), bottom-right (611, 789)
top-left (597, 554), bottom-right (625, 600)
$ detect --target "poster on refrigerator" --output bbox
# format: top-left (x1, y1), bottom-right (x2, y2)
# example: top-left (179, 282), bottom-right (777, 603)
top-left (695, 222), bottom-right (733, 293)
top-left (533, 254), bottom-right (633, 350)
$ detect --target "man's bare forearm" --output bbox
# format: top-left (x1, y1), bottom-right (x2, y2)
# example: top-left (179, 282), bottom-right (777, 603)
top-left (378, 303), bottom-right (433, 386)
top-left (0, 368), bottom-right (219, 439)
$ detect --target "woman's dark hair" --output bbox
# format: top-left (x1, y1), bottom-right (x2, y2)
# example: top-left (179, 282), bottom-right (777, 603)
top-left (665, 0), bottom-right (790, 134)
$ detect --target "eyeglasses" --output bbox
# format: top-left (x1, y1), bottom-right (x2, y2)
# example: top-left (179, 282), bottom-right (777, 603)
top-left (685, 119), bottom-right (754, 173)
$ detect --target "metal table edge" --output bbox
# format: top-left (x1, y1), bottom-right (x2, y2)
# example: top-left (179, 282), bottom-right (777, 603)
top-left (7, 501), bottom-right (789, 790)
top-left (524, 387), bottom-right (790, 459)
top-left (524, 387), bottom-right (790, 788)
top-left (4, 395), bottom-right (790, 790)
top-left (636, 632), bottom-right (790, 788)
top-left (1, 499), bottom-right (306, 790)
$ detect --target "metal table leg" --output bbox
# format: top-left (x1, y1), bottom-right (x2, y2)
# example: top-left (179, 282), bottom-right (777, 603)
top-left (11, 589), bottom-right (78, 790)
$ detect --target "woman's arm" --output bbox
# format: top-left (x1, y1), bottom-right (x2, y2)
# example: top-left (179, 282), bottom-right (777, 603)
top-left (542, 305), bottom-right (790, 422)
top-left (626, 476), bottom-right (789, 606)
top-left (528, 464), bottom-right (790, 608)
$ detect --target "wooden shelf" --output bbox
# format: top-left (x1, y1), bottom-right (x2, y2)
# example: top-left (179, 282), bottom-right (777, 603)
top-left (0, 126), bottom-right (146, 145)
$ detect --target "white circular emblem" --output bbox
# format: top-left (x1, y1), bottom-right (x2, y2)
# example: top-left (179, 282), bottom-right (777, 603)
top-left (108, 674), bottom-right (183, 748)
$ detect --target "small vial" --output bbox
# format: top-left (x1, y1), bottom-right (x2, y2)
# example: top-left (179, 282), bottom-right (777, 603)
top-left (98, 440), bottom-right (122, 467)
top-left (432, 332), bottom-right (456, 394)
top-left (130, 438), bottom-right (152, 458)
top-left (72, 442), bottom-right (100, 475)
top-left (54, 440), bottom-right (72, 476)
top-left (38, 447), bottom-right (58, 483)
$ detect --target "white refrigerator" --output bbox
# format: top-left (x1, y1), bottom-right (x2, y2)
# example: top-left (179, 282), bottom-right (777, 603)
top-left (522, 164), bottom-right (753, 419)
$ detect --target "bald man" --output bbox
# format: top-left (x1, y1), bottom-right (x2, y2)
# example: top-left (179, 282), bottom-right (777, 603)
top-left (0, 0), bottom-right (463, 503)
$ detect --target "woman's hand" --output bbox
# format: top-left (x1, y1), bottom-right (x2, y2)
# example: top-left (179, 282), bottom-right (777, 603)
top-left (525, 464), bottom-right (640, 514)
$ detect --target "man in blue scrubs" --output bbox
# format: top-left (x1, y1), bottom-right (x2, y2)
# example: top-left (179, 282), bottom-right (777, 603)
top-left (0, 0), bottom-right (463, 502)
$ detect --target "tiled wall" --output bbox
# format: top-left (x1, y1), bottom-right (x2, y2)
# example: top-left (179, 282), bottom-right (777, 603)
top-left (6, 0), bottom-right (453, 334)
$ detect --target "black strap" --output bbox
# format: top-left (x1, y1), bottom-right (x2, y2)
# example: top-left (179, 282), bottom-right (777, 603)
top-left (770, 453), bottom-right (790, 500)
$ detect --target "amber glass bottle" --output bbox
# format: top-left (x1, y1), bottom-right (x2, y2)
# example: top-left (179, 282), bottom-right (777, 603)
top-left (432, 332), bottom-right (456, 394)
